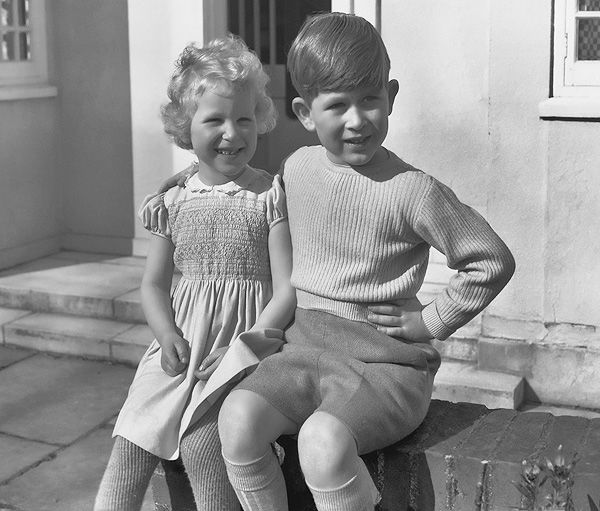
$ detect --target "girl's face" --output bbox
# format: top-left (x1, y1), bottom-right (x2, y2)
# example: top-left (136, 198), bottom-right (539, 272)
top-left (190, 86), bottom-right (258, 184)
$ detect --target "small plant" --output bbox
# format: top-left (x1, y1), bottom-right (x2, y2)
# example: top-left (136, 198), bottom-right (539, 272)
top-left (513, 459), bottom-right (547, 510)
top-left (512, 445), bottom-right (579, 511)
top-left (588, 496), bottom-right (600, 511)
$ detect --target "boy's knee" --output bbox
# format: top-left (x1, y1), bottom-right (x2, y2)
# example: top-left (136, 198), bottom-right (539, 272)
top-left (218, 391), bottom-right (258, 453)
top-left (297, 412), bottom-right (357, 484)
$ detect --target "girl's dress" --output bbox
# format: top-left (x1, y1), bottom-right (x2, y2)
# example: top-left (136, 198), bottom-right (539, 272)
top-left (114, 165), bottom-right (286, 461)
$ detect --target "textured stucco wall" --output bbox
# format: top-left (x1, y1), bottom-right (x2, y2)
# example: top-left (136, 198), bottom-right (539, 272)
top-left (545, 122), bottom-right (600, 327)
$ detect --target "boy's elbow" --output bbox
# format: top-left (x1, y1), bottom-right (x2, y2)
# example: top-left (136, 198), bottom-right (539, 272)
top-left (495, 247), bottom-right (516, 288)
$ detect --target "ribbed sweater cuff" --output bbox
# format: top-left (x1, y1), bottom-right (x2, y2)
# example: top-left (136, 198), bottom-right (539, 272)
top-left (421, 301), bottom-right (454, 341)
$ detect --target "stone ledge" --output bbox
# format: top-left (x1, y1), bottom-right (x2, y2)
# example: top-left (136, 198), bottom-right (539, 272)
top-left (151, 400), bottom-right (600, 510)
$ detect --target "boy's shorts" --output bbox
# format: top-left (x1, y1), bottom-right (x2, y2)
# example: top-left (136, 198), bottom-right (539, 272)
top-left (235, 308), bottom-right (441, 454)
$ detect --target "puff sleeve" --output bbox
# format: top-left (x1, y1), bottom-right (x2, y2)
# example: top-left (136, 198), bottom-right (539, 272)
top-left (138, 191), bottom-right (172, 240)
top-left (265, 174), bottom-right (288, 229)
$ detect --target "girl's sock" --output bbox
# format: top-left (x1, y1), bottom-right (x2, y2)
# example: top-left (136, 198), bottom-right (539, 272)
top-left (180, 404), bottom-right (239, 511)
top-left (223, 448), bottom-right (288, 511)
top-left (307, 458), bottom-right (380, 511)
top-left (94, 436), bottom-right (158, 511)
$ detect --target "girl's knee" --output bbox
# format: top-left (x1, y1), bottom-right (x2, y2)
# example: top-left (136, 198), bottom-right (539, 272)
top-left (297, 412), bottom-right (358, 485)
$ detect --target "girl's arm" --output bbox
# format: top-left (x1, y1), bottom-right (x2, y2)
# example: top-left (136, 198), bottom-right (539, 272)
top-left (141, 234), bottom-right (190, 375)
top-left (252, 219), bottom-right (296, 330)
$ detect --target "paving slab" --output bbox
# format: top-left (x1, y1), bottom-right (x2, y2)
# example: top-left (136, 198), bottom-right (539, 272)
top-left (0, 353), bottom-right (134, 445)
top-left (0, 345), bottom-right (34, 369)
top-left (0, 425), bottom-right (154, 511)
top-left (0, 433), bottom-right (57, 483)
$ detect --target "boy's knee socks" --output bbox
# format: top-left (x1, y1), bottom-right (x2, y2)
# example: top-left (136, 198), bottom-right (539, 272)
top-left (223, 448), bottom-right (288, 511)
top-left (307, 458), bottom-right (380, 511)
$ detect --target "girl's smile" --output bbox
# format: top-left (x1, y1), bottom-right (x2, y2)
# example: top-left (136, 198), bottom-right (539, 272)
top-left (190, 86), bottom-right (258, 184)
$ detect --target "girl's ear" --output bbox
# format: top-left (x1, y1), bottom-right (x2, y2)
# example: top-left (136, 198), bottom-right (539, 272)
top-left (291, 97), bottom-right (316, 132)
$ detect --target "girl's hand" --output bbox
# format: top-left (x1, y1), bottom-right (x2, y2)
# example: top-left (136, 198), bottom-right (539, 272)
top-left (195, 346), bottom-right (229, 380)
top-left (159, 333), bottom-right (190, 376)
top-left (368, 297), bottom-right (434, 342)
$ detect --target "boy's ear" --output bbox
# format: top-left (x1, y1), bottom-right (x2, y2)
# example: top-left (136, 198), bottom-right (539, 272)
top-left (387, 79), bottom-right (399, 114)
top-left (291, 97), bottom-right (316, 132)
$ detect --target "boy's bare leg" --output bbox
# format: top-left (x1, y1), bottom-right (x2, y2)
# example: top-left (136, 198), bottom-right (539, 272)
top-left (219, 389), bottom-right (298, 511)
top-left (299, 412), bottom-right (379, 511)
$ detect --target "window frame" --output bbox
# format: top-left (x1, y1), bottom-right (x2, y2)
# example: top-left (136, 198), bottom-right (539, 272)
top-left (553, 0), bottom-right (600, 97)
top-left (0, 0), bottom-right (55, 100)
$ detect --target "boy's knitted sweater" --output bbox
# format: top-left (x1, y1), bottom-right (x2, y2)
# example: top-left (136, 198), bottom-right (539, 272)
top-left (282, 146), bottom-right (515, 341)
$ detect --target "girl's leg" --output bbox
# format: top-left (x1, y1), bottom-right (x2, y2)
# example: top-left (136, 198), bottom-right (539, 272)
top-left (94, 436), bottom-right (159, 511)
top-left (218, 389), bottom-right (298, 511)
top-left (180, 402), bottom-right (240, 511)
top-left (298, 412), bottom-right (379, 511)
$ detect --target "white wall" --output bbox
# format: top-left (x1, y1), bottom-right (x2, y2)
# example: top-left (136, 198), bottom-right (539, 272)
top-left (54, 0), bottom-right (134, 254)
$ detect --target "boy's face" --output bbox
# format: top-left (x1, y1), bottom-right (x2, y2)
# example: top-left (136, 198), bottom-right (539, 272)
top-left (292, 80), bottom-right (399, 167)
top-left (190, 86), bottom-right (258, 184)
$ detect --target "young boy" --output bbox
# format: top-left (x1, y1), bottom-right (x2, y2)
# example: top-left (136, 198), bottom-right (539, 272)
top-left (217, 12), bottom-right (515, 511)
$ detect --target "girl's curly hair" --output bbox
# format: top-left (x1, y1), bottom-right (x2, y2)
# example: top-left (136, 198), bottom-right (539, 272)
top-left (161, 35), bottom-right (277, 150)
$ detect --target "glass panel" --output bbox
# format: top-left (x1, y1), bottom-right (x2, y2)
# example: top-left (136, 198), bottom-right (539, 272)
top-left (2, 0), bottom-right (14, 26)
top-left (1, 31), bottom-right (15, 60)
top-left (17, 0), bottom-right (28, 26)
top-left (18, 30), bottom-right (29, 59)
top-left (577, 17), bottom-right (600, 60)
top-left (579, 0), bottom-right (600, 11)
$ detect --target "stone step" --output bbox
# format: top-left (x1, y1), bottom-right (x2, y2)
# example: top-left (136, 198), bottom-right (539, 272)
top-left (0, 252), bottom-right (148, 323)
top-left (433, 360), bottom-right (525, 409)
top-left (1, 308), bottom-right (152, 366)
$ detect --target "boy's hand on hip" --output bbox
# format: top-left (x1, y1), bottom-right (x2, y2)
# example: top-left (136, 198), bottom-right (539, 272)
top-left (195, 346), bottom-right (229, 380)
top-left (159, 334), bottom-right (190, 376)
top-left (368, 297), bottom-right (434, 342)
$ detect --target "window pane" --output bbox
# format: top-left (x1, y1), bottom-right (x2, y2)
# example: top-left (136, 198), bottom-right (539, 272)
top-left (17, 0), bottom-right (28, 26)
top-left (18, 30), bottom-right (29, 59)
top-left (1, 31), bottom-right (15, 60)
top-left (579, 0), bottom-right (600, 11)
top-left (2, 0), bottom-right (14, 26)
top-left (577, 17), bottom-right (600, 60)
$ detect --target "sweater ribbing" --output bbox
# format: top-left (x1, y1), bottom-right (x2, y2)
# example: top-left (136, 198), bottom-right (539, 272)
top-left (283, 146), bottom-right (515, 340)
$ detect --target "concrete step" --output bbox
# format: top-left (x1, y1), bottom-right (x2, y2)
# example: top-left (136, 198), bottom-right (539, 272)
top-left (1, 308), bottom-right (152, 366)
top-left (433, 360), bottom-right (525, 409)
top-left (0, 251), bottom-right (160, 324)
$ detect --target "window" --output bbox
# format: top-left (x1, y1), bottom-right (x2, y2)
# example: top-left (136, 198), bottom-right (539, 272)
top-left (553, 0), bottom-right (600, 97)
top-left (0, 0), bottom-right (54, 99)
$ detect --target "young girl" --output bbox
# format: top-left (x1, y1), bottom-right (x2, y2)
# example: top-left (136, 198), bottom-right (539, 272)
top-left (94, 36), bottom-right (295, 511)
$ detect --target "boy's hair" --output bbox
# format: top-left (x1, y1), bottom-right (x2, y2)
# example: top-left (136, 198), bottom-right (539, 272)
top-left (287, 12), bottom-right (391, 103)
top-left (162, 35), bottom-right (277, 150)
